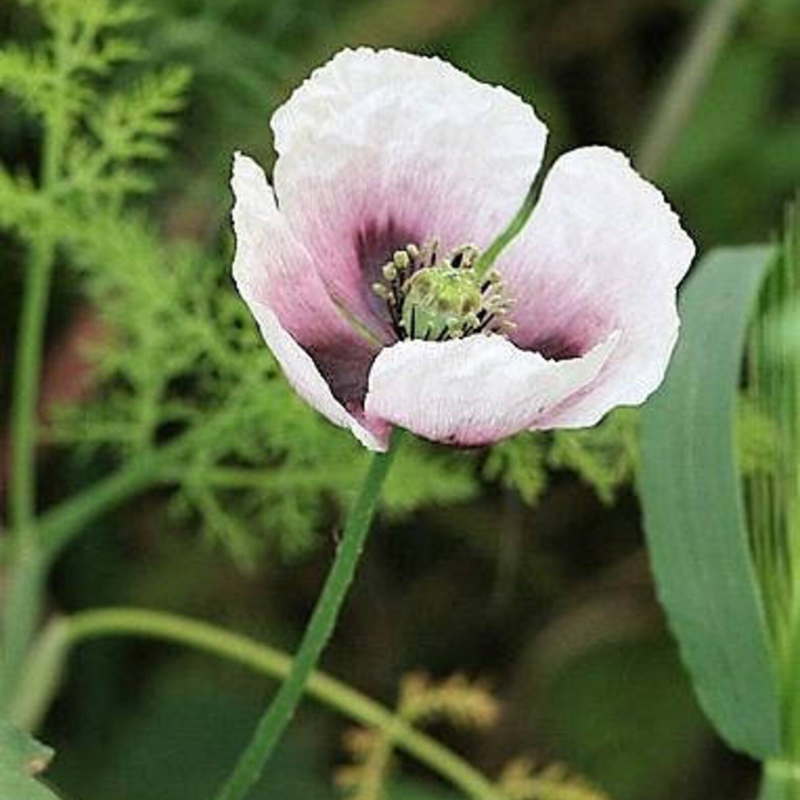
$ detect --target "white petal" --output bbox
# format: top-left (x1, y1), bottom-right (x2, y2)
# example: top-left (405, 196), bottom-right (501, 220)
top-left (498, 146), bottom-right (696, 427)
top-left (363, 333), bottom-right (619, 446)
top-left (270, 47), bottom-right (548, 333)
top-left (232, 153), bottom-right (388, 451)
top-left (232, 152), bottom-right (332, 340)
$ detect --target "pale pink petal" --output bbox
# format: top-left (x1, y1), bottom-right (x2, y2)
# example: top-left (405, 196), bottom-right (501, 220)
top-left (246, 300), bottom-right (389, 451)
top-left (498, 146), bottom-right (695, 427)
top-left (232, 153), bottom-right (388, 451)
top-left (363, 333), bottom-right (619, 446)
top-left (270, 47), bottom-right (548, 335)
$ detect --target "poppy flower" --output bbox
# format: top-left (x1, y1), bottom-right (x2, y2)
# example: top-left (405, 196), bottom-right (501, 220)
top-left (231, 48), bottom-right (695, 451)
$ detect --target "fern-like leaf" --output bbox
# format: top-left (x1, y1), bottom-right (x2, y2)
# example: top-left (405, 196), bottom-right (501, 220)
top-left (548, 410), bottom-right (639, 505)
top-left (61, 66), bottom-right (191, 200)
top-left (483, 433), bottom-right (549, 506)
top-left (398, 671), bottom-right (500, 729)
top-left (0, 166), bottom-right (44, 236)
top-left (499, 758), bottom-right (610, 800)
top-left (0, 45), bottom-right (58, 118)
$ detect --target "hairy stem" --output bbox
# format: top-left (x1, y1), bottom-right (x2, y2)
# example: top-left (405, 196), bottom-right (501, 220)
top-left (636, 0), bottom-right (747, 178)
top-left (214, 434), bottom-right (402, 800)
top-left (58, 608), bottom-right (504, 800)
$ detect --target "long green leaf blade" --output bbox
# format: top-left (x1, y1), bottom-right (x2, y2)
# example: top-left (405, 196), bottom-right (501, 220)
top-left (640, 245), bottom-right (781, 758)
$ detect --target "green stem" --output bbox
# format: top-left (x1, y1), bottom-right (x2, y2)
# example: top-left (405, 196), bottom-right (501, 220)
top-left (3, 232), bottom-right (55, 712)
top-left (57, 607), bottom-right (504, 800)
top-left (214, 433), bottom-right (402, 800)
top-left (759, 761), bottom-right (800, 800)
top-left (9, 237), bottom-right (56, 535)
top-left (8, 13), bottom-right (68, 536)
top-left (474, 183), bottom-right (537, 282)
top-left (3, 38), bottom-right (68, 705)
top-left (0, 549), bottom-right (47, 713)
top-left (7, 614), bottom-right (70, 730)
top-left (4, 406), bottom-right (255, 707)
top-left (36, 435), bottom-right (193, 561)
top-left (2, 415), bottom-right (195, 708)
top-left (635, 0), bottom-right (747, 178)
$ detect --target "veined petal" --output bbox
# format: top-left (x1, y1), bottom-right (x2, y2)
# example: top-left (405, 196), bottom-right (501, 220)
top-left (246, 300), bottom-right (389, 451)
top-left (231, 153), bottom-right (388, 451)
top-left (232, 152), bottom-right (382, 345)
top-left (363, 333), bottom-right (619, 446)
top-left (271, 47), bottom-right (548, 334)
top-left (498, 146), bottom-right (696, 427)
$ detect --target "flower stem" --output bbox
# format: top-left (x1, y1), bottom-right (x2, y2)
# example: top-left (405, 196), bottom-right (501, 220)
top-left (7, 612), bottom-right (70, 730)
top-left (2, 238), bottom-right (54, 707)
top-left (0, 548), bottom-right (47, 713)
top-left (51, 607), bottom-right (505, 800)
top-left (2, 44), bottom-right (68, 705)
top-left (213, 433), bottom-right (403, 800)
top-left (759, 761), bottom-right (800, 800)
top-left (3, 235), bottom-right (55, 711)
top-left (36, 434), bottom-right (195, 561)
top-left (635, 0), bottom-right (747, 178)
top-left (9, 237), bottom-right (56, 536)
top-left (474, 183), bottom-right (537, 282)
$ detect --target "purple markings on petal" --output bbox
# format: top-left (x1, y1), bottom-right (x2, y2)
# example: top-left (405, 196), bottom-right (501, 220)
top-left (305, 343), bottom-right (378, 416)
top-left (268, 47), bottom-right (547, 349)
top-left (519, 332), bottom-right (590, 362)
top-left (231, 50), bottom-right (695, 451)
top-left (497, 146), bottom-right (695, 428)
top-left (231, 153), bottom-right (387, 449)
top-left (354, 218), bottom-right (420, 333)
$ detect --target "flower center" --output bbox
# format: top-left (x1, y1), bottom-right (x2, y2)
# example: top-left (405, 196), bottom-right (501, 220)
top-left (372, 241), bottom-right (513, 341)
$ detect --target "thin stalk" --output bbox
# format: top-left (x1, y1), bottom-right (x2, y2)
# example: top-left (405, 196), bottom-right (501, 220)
top-left (3, 35), bottom-right (68, 702)
top-left (9, 237), bottom-right (56, 535)
top-left (0, 549), bottom-right (47, 713)
top-left (474, 183), bottom-right (537, 282)
top-left (635, 0), bottom-right (747, 178)
top-left (36, 433), bottom-right (195, 561)
top-left (782, 203), bottom-right (800, 756)
top-left (59, 608), bottom-right (504, 800)
top-left (2, 411), bottom-right (193, 707)
top-left (3, 233), bottom-right (57, 707)
top-left (7, 613), bottom-right (70, 730)
top-left (214, 433), bottom-right (402, 800)
top-left (759, 761), bottom-right (800, 800)
top-left (8, 9), bottom-right (70, 535)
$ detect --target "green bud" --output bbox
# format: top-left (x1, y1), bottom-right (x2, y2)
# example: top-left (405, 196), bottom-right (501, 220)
top-left (369, 240), bottom-right (511, 342)
top-left (401, 264), bottom-right (485, 341)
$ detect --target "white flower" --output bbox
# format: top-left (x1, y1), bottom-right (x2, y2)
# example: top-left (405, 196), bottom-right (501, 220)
top-left (231, 48), bottom-right (695, 451)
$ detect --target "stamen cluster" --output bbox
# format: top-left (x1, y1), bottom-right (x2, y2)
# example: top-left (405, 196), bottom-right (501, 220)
top-left (372, 241), bottom-right (513, 341)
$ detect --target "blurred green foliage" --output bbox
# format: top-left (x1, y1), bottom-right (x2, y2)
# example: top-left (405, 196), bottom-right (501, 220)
top-left (0, 719), bottom-right (57, 800)
top-left (0, 0), bottom-right (647, 565)
top-left (543, 637), bottom-right (709, 800)
top-left (49, 208), bottom-right (479, 564)
top-left (1, 0), bottom-right (798, 798)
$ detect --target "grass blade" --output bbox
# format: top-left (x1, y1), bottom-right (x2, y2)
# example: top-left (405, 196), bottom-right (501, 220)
top-left (640, 245), bottom-right (781, 759)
